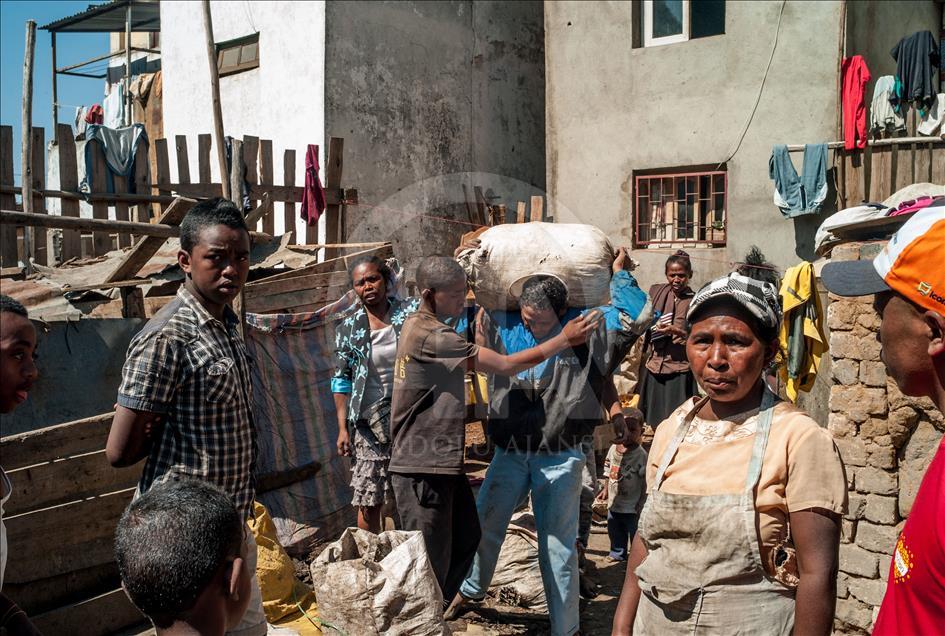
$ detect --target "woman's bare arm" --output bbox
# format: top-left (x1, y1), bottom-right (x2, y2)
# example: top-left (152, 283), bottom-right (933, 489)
top-left (612, 532), bottom-right (648, 635)
top-left (791, 508), bottom-right (841, 636)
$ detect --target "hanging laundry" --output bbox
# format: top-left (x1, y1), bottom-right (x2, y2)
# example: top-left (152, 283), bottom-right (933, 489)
top-left (74, 107), bottom-right (88, 139)
top-left (870, 75), bottom-right (905, 135)
top-left (778, 262), bottom-right (827, 403)
top-left (84, 104), bottom-right (103, 125)
top-left (81, 124), bottom-right (149, 194)
top-left (917, 93), bottom-right (944, 136)
top-left (300, 144), bottom-right (327, 226)
top-left (841, 55), bottom-right (871, 150)
top-left (891, 30), bottom-right (941, 113)
top-left (768, 144), bottom-right (828, 218)
top-left (103, 83), bottom-right (125, 129)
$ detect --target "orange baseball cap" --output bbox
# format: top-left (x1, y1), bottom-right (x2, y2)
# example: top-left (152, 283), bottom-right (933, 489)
top-left (821, 206), bottom-right (945, 313)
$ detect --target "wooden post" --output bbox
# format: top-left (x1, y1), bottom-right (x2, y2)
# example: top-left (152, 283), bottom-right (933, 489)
top-left (529, 195), bottom-right (543, 222)
top-left (258, 139), bottom-right (273, 236)
top-left (283, 149), bottom-right (296, 245)
top-left (516, 201), bottom-right (526, 223)
top-left (124, 3), bottom-right (132, 127)
top-left (323, 138), bottom-right (344, 261)
top-left (228, 138), bottom-right (243, 209)
top-left (201, 0), bottom-right (230, 200)
top-left (0, 127), bottom-right (16, 267)
top-left (21, 20), bottom-right (36, 270)
top-left (56, 124), bottom-right (81, 261)
top-left (30, 127), bottom-right (46, 265)
top-left (51, 32), bottom-right (58, 145)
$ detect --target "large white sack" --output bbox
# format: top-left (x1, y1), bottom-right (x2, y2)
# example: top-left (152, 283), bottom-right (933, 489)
top-left (311, 528), bottom-right (448, 636)
top-left (457, 222), bottom-right (615, 310)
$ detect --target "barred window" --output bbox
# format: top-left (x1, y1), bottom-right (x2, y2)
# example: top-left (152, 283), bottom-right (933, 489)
top-left (634, 170), bottom-right (727, 247)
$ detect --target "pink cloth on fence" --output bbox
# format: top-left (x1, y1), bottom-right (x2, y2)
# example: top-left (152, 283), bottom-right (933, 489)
top-left (889, 195), bottom-right (942, 216)
top-left (300, 144), bottom-right (327, 225)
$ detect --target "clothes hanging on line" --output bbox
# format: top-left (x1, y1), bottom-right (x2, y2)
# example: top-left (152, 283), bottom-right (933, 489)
top-left (300, 144), bottom-right (326, 226)
top-left (841, 55), bottom-right (871, 150)
top-left (74, 107), bottom-right (89, 139)
top-left (84, 104), bottom-right (103, 125)
top-left (870, 75), bottom-right (905, 135)
top-left (224, 136), bottom-right (252, 213)
top-left (103, 83), bottom-right (125, 129)
top-left (80, 124), bottom-right (149, 195)
top-left (891, 30), bottom-right (941, 113)
top-left (917, 93), bottom-right (944, 136)
top-left (779, 262), bottom-right (827, 403)
top-left (769, 144), bottom-right (828, 218)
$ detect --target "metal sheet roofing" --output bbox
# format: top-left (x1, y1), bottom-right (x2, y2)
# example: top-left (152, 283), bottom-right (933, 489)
top-left (41, 0), bottom-right (160, 33)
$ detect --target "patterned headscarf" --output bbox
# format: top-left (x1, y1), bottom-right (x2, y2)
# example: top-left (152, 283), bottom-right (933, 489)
top-left (686, 272), bottom-right (782, 332)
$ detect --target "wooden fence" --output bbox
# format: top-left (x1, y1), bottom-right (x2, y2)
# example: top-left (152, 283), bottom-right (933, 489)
top-left (0, 125), bottom-right (354, 269)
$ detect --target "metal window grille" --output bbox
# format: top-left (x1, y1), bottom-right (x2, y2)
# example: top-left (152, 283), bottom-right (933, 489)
top-left (634, 171), bottom-right (727, 247)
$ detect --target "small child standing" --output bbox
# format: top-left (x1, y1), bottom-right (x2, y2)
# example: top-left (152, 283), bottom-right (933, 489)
top-left (600, 413), bottom-right (647, 561)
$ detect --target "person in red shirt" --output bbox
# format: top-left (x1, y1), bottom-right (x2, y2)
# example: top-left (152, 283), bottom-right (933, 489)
top-left (822, 207), bottom-right (945, 635)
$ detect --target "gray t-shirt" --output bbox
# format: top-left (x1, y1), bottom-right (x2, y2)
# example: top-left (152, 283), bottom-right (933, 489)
top-left (605, 444), bottom-right (648, 514)
top-left (361, 324), bottom-right (397, 411)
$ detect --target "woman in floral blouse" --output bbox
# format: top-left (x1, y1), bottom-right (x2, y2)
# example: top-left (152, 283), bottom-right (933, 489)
top-left (332, 256), bottom-right (418, 532)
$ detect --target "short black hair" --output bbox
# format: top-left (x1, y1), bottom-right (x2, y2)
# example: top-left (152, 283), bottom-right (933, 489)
top-left (416, 256), bottom-right (466, 290)
top-left (0, 294), bottom-right (28, 318)
top-left (519, 276), bottom-right (568, 314)
top-left (179, 198), bottom-right (249, 253)
top-left (114, 479), bottom-right (243, 629)
top-left (347, 255), bottom-right (392, 287)
top-left (665, 250), bottom-right (693, 276)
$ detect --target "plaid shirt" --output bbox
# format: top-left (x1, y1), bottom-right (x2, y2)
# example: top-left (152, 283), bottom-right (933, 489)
top-left (117, 287), bottom-right (256, 520)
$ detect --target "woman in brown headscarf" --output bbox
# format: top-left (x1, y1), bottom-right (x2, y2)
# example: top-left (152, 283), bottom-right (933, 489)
top-left (636, 251), bottom-right (698, 428)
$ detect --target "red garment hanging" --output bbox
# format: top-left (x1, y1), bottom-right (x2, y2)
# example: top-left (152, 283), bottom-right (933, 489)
top-left (841, 56), bottom-right (871, 150)
top-left (300, 144), bottom-right (326, 225)
top-left (85, 104), bottom-right (104, 125)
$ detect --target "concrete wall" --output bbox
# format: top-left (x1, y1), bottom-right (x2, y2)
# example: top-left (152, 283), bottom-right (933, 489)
top-left (325, 0), bottom-right (546, 275)
top-left (545, 0), bottom-right (845, 291)
top-left (160, 0), bottom-right (326, 240)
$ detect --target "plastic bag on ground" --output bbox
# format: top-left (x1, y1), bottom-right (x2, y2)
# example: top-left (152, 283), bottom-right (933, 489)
top-left (310, 528), bottom-right (448, 636)
top-left (456, 222), bottom-right (615, 311)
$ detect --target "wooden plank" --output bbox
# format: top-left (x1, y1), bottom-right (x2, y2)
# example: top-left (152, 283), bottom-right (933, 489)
top-left (31, 587), bottom-right (145, 636)
top-left (242, 193), bottom-right (272, 228)
top-left (3, 561), bottom-right (119, 616)
top-left (132, 140), bottom-right (151, 225)
top-left (516, 201), bottom-right (526, 223)
top-left (30, 126), bottom-right (47, 265)
top-left (1, 412), bottom-right (114, 470)
top-left (175, 134), bottom-right (190, 185)
top-left (529, 195), bottom-right (543, 222)
top-left (1, 209), bottom-right (199, 239)
top-left (474, 186), bottom-right (488, 226)
top-left (245, 285), bottom-right (349, 314)
top-left (283, 149), bottom-right (296, 245)
top-left (323, 138), bottom-right (344, 260)
top-left (0, 125), bottom-right (16, 266)
top-left (861, 146), bottom-right (871, 203)
top-left (258, 139), bottom-right (274, 236)
top-left (101, 197), bottom-right (196, 283)
top-left (242, 135), bottom-right (259, 219)
top-left (915, 142), bottom-right (932, 183)
top-left (56, 124), bottom-right (82, 260)
top-left (113, 171), bottom-right (131, 249)
top-left (228, 138), bottom-right (243, 208)
top-left (5, 450), bottom-right (139, 516)
top-left (932, 143), bottom-right (945, 184)
top-left (197, 133), bottom-right (212, 184)
top-left (844, 150), bottom-right (863, 205)
top-left (493, 203), bottom-right (506, 225)
top-left (871, 146), bottom-right (891, 203)
top-left (247, 243), bottom-right (393, 286)
top-left (244, 270), bottom-right (350, 299)
top-left (88, 140), bottom-right (112, 255)
top-left (894, 142), bottom-right (912, 192)
top-left (154, 137), bottom-right (171, 214)
top-left (159, 182), bottom-right (345, 205)
top-left (4, 488), bottom-right (135, 582)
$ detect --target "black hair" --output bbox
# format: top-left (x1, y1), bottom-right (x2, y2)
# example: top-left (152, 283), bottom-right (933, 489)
top-left (179, 198), bottom-right (249, 253)
top-left (114, 479), bottom-right (243, 629)
top-left (0, 294), bottom-right (28, 318)
top-left (665, 250), bottom-right (693, 276)
top-left (735, 246), bottom-right (779, 287)
top-left (347, 255), bottom-right (392, 288)
top-left (416, 256), bottom-right (466, 291)
top-left (519, 275), bottom-right (569, 315)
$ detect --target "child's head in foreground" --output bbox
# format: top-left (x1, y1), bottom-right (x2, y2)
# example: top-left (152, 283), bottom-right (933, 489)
top-left (114, 479), bottom-right (250, 633)
top-left (178, 197), bottom-right (251, 308)
top-left (0, 294), bottom-right (37, 414)
top-left (416, 256), bottom-right (468, 321)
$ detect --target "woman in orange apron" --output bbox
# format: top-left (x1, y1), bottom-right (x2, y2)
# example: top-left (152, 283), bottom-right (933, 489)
top-left (612, 273), bottom-right (848, 635)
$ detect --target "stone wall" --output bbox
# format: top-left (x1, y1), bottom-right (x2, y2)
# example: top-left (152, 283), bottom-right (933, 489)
top-left (825, 242), bottom-right (944, 634)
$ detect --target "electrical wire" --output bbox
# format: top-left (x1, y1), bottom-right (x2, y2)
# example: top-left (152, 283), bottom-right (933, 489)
top-left (716, 0), bottom-right (787, 169)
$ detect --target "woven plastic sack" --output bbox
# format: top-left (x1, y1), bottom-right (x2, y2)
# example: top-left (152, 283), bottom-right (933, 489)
top-left (456, 222), bottom-right (615, 311)
top-left (310, 528), bottom-right (448, 636)
top-left (487, 512), bottom-right (547, 612)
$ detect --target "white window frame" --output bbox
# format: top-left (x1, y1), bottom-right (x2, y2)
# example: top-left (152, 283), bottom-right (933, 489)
top-left (643, 0), bottom-right (690, 47)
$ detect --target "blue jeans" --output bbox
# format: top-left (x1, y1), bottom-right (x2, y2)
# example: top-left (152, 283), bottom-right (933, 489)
top-left (607, 510), bottom-right (639, 561)
top-left (460, 446), bottom-right (584, 636)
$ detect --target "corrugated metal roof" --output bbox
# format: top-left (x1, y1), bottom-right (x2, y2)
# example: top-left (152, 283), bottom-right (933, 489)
top-left (41, 0), bottom-right (160, 33)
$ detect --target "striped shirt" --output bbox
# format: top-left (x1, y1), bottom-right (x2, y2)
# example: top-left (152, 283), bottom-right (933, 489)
top-left (117, 287), bottom-right (256, 520)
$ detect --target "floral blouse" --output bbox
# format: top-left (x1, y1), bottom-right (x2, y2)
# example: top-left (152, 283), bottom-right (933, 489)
top-left (331, 296), bottom-right (420, 426)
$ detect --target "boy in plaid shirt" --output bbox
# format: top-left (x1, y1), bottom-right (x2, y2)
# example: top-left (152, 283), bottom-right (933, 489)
top-left (108, 198), bottom-right (269, 636)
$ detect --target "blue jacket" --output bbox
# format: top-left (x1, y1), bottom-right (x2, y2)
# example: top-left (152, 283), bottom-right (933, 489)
top-left (481, 270), bottom-right (653, 451)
